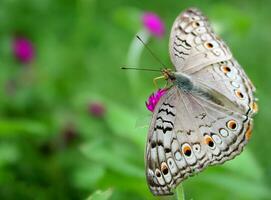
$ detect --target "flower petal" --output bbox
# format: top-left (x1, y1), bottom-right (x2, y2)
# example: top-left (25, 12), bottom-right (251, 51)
top-left (146, 89), bottom-right (167, 112)
top-left (142, 12), bottom-right (165, 38)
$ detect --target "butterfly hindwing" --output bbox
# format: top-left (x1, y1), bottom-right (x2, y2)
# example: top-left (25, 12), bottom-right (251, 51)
top-left (146, 87), bottom-right (253, 195)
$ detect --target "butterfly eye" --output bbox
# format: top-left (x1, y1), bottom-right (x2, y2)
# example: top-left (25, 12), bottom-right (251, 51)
top-left (235, 90), bottom-right (244, 99)
top-left (182, 144), bottom-right (192, 157)
top-left (227, 120), bottom-right (238, 130)
top-left (204, 42), bottom-right (214, 49)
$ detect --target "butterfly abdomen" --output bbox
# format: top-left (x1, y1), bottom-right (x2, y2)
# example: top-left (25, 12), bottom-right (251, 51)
top-left (174, 73), bottom-right (223, 106)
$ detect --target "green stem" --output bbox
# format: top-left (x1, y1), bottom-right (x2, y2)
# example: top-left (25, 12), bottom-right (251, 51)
top-left (126, 29), bottom-right (150, 98)
top-left (176, 184), bottom-right (185, 200)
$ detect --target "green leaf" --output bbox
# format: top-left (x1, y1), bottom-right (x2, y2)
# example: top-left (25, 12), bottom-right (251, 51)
top-left (80, 140), bottom-right (144, 178)
top-left (86, 189), bottom-right (113, 200)
top-left (0, 119), bottom-right (48, 136)
top-left (0, 142), bottom-right (19, 167)
top-left (105, 102), bottom-right (146, 149)
top-left (73, 164), bottom-right (106, 190)
top-left (203, 173), bottom-right (270, 199)
top-left (223, 150), bottom-right (263, 181)
top-left (176, 184), bottom-right (185, 200)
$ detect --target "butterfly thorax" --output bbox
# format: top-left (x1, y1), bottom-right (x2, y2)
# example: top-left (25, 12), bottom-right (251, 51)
top-left (173, 72), bottom-right (194, 92)
top-left (161, 69), bottom-right (193, 92)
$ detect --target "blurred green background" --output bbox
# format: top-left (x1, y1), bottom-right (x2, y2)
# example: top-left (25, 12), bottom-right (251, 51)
top-left (0, 0), bottom-right (271, 199)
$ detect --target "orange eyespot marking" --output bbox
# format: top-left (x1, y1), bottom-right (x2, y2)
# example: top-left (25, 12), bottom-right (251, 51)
top-left (204, 136), bottom-right (214, 148)
top-left (227, 120), bottom-right (238, 130)
top-left (221, 65), bottom-right (231, 73)
top-left (161, 162), bottom-right (168, 175)
top-left (182, 145), bottom-right (192, 157)
top-left (204, 42), bottom-right (214, 49)
top-left (252, 102), bottom-right (258, 113)
top-left (192, 21), bottom-right (200, 28)
top-left (235, 90), bottom-right (244, 99)
top-left (245, 123), bottom-right (253, 141)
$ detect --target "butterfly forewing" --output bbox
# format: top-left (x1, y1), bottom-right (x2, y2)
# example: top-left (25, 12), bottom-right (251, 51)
top-left (169, 8), bottom-right (232, 74)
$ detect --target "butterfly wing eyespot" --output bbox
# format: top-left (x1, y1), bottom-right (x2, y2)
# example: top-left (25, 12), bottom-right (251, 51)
top-left (227, 120), bottom-right (238, 130)
top-left (235, 89), bottom-right (245, 99)
top-left (204, 135), bottom-right (215, 149)
top-left (204, 42), bottom-right (214, 49)
top-left (192, 21), bottom-right (200, 28)
top-left (182, 144), bottom-right (192, 157)
top-left (221, 65), bottom-right (231, 73)
top-left (155, 169), bottom-right (161, 177)
top-left (161, 162), bottom-right (169, 175)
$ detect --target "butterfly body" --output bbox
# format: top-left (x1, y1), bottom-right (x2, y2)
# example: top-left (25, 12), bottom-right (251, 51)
top-left (145, 8), bottom-right (257, 196)
top-left (174, 72), bottom-right (194, 92)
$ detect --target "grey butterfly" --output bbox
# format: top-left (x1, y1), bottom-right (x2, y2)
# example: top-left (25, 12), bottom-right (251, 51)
top-left (145, 8), bottom-right (258, 196)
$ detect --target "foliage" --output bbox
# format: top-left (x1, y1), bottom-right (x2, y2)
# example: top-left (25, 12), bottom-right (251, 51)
top-left (0, 0), bottom-right (271, 199)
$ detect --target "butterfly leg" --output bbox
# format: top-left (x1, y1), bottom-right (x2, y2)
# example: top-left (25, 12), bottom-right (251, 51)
top-left (153, 75), bottom-right (166, 89)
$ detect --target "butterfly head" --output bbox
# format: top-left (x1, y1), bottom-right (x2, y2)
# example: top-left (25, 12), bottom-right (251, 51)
top-left (161, 68), bottom-right (175, 81)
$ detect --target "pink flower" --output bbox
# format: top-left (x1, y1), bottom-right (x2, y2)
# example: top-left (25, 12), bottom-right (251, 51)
top-left (13, 37), bottom-right (35, 63)
top-left (142, 12), bottom-right (165, 38)
top-left (89, 102), bottom-right (106, 118)
top-left (146, 89), bottom-right (167, 112)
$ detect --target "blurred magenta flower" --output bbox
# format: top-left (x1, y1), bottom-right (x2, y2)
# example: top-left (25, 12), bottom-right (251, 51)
top-left (89, 102), bottom-right (106, 118)
top-left (62, 123), bottom-right (78, 146)
top-left (146, 89), bottom-right (167, 112)
top-left (13, 37), bottom-right (35, 63)
top-left (142, 12), bottom-right (165, 38)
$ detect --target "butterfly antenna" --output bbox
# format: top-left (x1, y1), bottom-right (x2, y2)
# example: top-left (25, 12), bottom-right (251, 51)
top-left (121, 67), bottom-right (162, 72)
top-left (136, 35), bottom-right (167, 68)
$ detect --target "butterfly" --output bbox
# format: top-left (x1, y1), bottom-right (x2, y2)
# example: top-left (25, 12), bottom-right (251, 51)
top-left (145, 7), bottom-right (258, 195)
